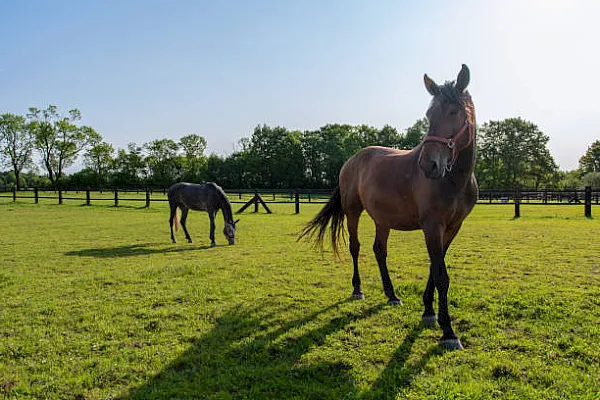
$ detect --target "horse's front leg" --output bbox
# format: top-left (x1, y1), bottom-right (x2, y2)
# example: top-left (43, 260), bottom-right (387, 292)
top-left (208, 212), bottom-right (216, 247)
top-left (373, 225), bottom-right (401, 305)
top-left (422, 273), bottom-right (437, 326)
top-left (423, 223), bottom-right (462, 350)
top-left (423, 225), bottom-right (460, 328)
top-left (180, 208), bottom-right (193, 243)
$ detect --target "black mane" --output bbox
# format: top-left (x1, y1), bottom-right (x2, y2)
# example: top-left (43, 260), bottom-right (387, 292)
top-left (439, 81), bottom-right (464, 105)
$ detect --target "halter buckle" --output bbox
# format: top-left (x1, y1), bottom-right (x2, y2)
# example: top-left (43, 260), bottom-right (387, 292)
top-left (447, 140), bottom-right (455, 149)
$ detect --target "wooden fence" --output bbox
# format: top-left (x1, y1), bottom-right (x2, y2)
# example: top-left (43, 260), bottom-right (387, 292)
top-left (0, 187), bottom-right (598, 218)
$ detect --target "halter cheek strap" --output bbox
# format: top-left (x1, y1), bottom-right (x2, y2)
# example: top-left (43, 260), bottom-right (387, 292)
top-left (422, 120), bottom-right (474, 170)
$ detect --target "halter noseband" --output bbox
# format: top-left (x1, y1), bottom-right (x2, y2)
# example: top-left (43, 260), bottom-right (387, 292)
top-left (422, 119), bottom-right (474, 172)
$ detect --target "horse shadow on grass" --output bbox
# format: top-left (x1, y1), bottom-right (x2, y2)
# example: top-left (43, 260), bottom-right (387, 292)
top-left (118, 298), bottom-right (442, 400)
top-left (64, 243), bottom-right (216, 258)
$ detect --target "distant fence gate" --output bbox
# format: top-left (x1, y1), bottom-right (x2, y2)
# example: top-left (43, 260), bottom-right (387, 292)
top-left (0, 186), bottom-right (598, 218)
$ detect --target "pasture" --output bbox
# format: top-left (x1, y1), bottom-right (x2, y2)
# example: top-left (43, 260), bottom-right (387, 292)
top-left (0, 200), bottom-right (599, 399)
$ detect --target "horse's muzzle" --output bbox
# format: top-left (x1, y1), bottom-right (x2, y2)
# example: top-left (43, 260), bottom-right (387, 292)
top-left (421, 160), bottom-right (445, 180)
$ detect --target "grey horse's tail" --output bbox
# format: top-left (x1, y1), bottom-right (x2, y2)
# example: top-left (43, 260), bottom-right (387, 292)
top-left (298, 186), bottom-right (345, 256)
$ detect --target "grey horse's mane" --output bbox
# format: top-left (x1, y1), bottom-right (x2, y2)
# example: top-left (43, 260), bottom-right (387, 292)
top-left (208, 182), bottom-right (234, 223)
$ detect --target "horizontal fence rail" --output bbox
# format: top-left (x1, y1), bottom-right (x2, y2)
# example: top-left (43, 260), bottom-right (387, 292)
top-left (0, 186), bottom-right (598, 218)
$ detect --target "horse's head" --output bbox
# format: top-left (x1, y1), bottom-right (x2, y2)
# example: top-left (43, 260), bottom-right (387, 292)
top-left (419, 64), bottom-right (474, 179)
top-left (223, 219), bottom-right (239, 245)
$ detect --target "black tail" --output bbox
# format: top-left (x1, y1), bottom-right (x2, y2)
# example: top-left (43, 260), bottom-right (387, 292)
top-left (298, 186), bottom-right (345, 256)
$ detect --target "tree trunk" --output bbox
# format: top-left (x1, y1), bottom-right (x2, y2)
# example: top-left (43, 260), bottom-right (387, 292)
top-left (14, 169), bottom-right (20, 190)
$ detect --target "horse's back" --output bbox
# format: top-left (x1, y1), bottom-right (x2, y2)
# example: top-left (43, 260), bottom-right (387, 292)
top-left (168, 182), bottom-right (219, 210)
top-left (340, 146), bottom-right (415, 187)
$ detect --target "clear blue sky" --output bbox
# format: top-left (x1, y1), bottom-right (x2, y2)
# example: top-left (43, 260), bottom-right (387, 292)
top-left (2, 0), bottom-right (599, 170)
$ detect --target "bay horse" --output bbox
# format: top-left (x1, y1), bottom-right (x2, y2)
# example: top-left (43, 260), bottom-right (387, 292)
top-left (300, 65), bottom-right (477, 349)
top-left (168, 182), bottom-right (239, 247)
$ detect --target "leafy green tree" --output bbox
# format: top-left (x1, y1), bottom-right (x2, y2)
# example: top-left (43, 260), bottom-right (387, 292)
top-left (377, 125), bottom-right (403, 148)
top-left (84, 138), bottom-right (114, 185)
top-left (402, 118), bottom-right (428, 149)
top-left (27, 105), bottom-right (101, 187)
top-left (144, 138), bottom-right (182, 187)
top-left (476, 118), bottom-right (558, 189)
top-left (67, 168), bottom-right (106, 188)
top-left (245, 125), bottom-right (305, 188)
top-left (300, 124), bottom-right (403, 188)
top-left (578, 140), bottom-right (600, 173)
top-left (179, 134), bottom-right (208, 182)
top-left (582, 172), bottom-right (600, 188)
top-left (317, 124), bottom-right (354, 187)
top-left (0, 170), bottom-right (26, 189)
top-left (300, 129), bottom-right (325, 188)
top-left (558, 169), bottom-right (582, 189)
top-left (111, 143), bottom-right (147, 187)
top-left (0, 113), bottom-right (33, 189)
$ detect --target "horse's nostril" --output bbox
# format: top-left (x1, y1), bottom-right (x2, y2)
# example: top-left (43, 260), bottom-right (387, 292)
top-left (429, 161), bottom-right (438, 174)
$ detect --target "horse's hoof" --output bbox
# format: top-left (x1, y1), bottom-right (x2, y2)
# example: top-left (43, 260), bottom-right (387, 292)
top-left (210, 242), bottom-right (216, 248)
top-left (422, 315), bottom-right (438, 328)
top-left (351, 292), bottom-right (365, 300)
top-left (441, 338), bottom-right (464, 350)
top-left (388, 298), bottom-right (402, 306)
top-left (172, 240), bottom-right (176, 244)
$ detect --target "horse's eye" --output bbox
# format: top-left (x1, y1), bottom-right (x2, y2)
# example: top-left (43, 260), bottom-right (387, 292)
top-left (450, 110), bottom-right (458, 116)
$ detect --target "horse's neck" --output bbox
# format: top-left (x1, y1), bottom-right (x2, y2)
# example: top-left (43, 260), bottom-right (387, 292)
top-left (454, 96), bottom-right (477, 183)
top-left (452, 137), bottom-right (476, 186)
top-left (219, 200), bottom-right (234, 223)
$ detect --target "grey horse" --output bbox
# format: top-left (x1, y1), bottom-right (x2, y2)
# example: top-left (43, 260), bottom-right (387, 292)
top-left (168, 182), bottom-right (239, 246)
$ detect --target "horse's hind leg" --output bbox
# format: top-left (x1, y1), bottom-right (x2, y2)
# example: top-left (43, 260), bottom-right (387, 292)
top-left (347, 214), bottom-right (364, 300)
top-left (169, 204), bottom-right (177, 243)
top-left (373, 225), bottom-right (401, 305)
top-left (180, 207), bottom-right (193, 243)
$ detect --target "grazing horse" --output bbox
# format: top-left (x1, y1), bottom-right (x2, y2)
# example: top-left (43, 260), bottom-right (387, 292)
top-left (168, 182), bottom-right (239, 247)
top-left (300, 65), bottom-right (477, 349)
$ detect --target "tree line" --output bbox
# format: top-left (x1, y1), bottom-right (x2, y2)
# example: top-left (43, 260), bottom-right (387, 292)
top-left (1, 105), bottom-right (599, 190)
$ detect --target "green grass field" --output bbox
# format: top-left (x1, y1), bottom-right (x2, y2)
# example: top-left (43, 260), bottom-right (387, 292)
top-left (1, 200), bottom-right (599, 399)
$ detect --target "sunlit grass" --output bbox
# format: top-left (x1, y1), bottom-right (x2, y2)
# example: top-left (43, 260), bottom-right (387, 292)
top-left (0, 201), bottom-right (599, 399)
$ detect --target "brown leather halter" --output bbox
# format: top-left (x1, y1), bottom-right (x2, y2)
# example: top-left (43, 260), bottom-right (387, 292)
top-left (422, 119), bottom-right (474, 172)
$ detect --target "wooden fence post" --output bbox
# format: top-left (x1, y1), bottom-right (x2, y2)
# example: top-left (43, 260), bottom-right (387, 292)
top-left (254, 192), bottom-right (259, 213)
top-left (58, 190), bottom-right (63, 205)
top-left (584, 186), bottom-right (592, 218)
top-left (12, 186), bottom-right (16, 202)
top-left (145, 189), bottom-right (151, 208)
top-left (114, 189), bottom-right (119, 207)
top-left (295, 191), bottom-right (300, 214)
top-left (514, 188), bottom-right (520, 218)
top-left (34, 188), bottom-right (39, 204)
top-left (86, 188), bottom-right (91, 206)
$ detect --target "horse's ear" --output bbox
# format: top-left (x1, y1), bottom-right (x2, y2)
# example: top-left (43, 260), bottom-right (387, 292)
top-left (234, 219), bottom-right (240, 225)
top-left (455, 64), bottom-right (470, 92)
top-left (424, 74), bottom-right (439, 96)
